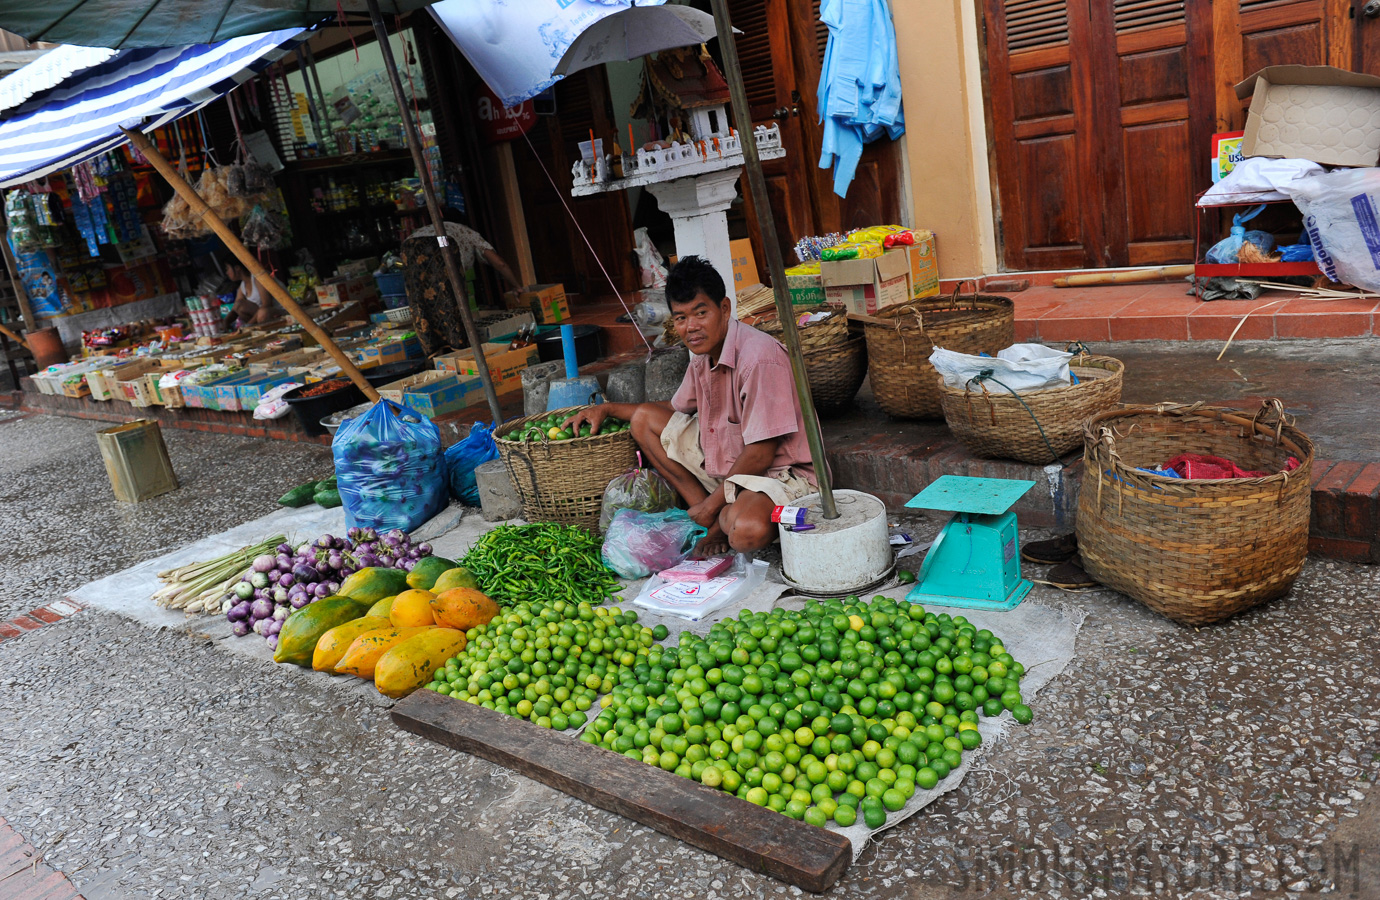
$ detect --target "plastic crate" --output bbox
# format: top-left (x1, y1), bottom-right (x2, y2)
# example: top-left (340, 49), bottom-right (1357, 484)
top-left (382, 292), bottom-right (409, 310)
top-left (375, 272), bottom-right (406, 296)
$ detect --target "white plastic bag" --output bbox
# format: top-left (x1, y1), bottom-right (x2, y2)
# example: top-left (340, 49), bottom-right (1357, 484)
top-left (253, 382), bottom-right (302, 421)
top-left (1287, 168), bottom-right (1380, 291)
top-left (929, 343), bottom-right (1071, 392)
top-left (632, 554), bottom-right (769, 621)
top-left (633, 227), bottom-right (668, 289)
top-left (1198, 157), bottom-right (1324, 207)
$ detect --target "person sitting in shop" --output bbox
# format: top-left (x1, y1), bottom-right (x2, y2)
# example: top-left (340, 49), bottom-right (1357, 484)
top-left (564, 255), bottom-right (816, 557)
top-left (402, 206), bottom-right (523, 356)
top-left (224, 260), bottom-right (276, 327)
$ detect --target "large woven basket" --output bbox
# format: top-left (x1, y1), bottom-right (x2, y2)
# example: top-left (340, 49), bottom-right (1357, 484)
top-left (756, 306), bottom-right (849, 352)
top-left (863, 293), bottom-right (1015, 419)
top-left (939, 355), bottom-right (1124, 463)
top-left (1076, 400), bottom-right (1313, 626)
top-left (495, 405), bottom-right (637, 530)
top-left (802, 336), bottom-right (868, 415)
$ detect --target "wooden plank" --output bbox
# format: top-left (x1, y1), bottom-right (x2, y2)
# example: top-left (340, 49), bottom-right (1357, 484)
top-left (494, 142), bottom-right (537, 288)
top-left (392, 690), bottom-right (853, 893)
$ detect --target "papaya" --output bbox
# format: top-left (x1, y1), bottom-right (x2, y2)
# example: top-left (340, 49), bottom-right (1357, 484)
top-left (337, 566), bottom-right (410, 603)
top-left (430, 587), bottom-right (500, 631)
top-left (312, 615), bottom-right (392, 672)
top-left (366, 595), bottom-right (396, 619)
top-left (405, 556), bottom-right (458, 591)
top-left (390, 589), bottom-right (438, 628)
top-left (334, 626), bottom-right (434, 678)
top-left (274, 596), bottom-right (371, 666)
top-left (431, 566), bottom-right (480, 594)
top-left (374, 628), bottom-right (468, 698)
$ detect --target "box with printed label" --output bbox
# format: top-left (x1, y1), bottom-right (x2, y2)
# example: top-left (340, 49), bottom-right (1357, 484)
top-left (403, 375), bottom-right (479, 418)
top-left (435, 342), bottom-right (539, 395)
top-left (903, 230), bottom-right (940, 300)
top-left (185, 372), bottom-right (254, 411)
top-left (820, 249), bottom-right (911, 315)
top-left (315, 275), bottom-right (380, 309)
top-left (505, 283), bottom-right (570, 324)
top-left (378, 370), bottom-right (457, 405)
top-left (111, 360), bottom-right (163, 406)
top-left (784, 262), bottom-right (825, 306)
top-left (236, 373), bottom-right (298, 409)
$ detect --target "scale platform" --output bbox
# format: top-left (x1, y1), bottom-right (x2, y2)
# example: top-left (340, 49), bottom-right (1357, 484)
top-left (903, 475), bottom-right (1035, 612)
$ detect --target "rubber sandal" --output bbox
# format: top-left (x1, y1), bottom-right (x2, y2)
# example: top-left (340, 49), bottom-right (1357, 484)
top-left (1044, 558), bottom-right (1098, 590)
top-left (1021, 533), bottom-right (1079, 565)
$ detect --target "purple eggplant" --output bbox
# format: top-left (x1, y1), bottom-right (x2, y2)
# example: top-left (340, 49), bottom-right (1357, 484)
top-left (252, 554), bottom-right (276, 573)
top-left (231, 620), bottom-right (252, 637)
top-left (290, 593), bottom-right (311, 609)
top-left (312, 581), bottom-right (332, 598)
top-left (400, 558), bottom-right (417, 572)
top-left (250, 598), bottom-right (274, 619)
top-left (277, 542), bottom-right (294, 555)
top-left (416, 542), bottom-right (433, 556)
top-left (278, 572), bottom-right (296, 588)
top-left (252, 617), bottom-right (270, 635)
top-left (292, 562), bottom-right (319, 584)
top-left (227, 600), bottom-right (252, 622)
top-left (266, 634), bottom-right (279, 651)
top-left (317, 535), bottom-right (334, 549)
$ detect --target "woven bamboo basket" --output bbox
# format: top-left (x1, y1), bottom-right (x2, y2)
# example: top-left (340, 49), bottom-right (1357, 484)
top-left (938, 355), bottom-right (1124, 463)
top-left (495, 405), bottom-right (638, 529)
top-left (1075, 400), bottom-right (1313, 626)
top-left (802, 336), bottom-right (868, 415)
top-left (755, 306), bottom-right (849, 352)
top-left (863, 293), bottom-right (1015, 419)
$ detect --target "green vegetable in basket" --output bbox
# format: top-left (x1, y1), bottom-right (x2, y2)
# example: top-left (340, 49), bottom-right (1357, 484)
top-left (314, 488), bottom-right (343, 508)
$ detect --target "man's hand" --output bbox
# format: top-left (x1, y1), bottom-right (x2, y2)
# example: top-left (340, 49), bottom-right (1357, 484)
top-left (562, 406), bottom-right (610, 436)
top-left (686, 493), bottom-right (724, 529)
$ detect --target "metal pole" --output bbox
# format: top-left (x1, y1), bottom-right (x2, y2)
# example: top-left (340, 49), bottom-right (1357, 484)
top-left (123, 127), bottom-right (380, 402)
top-left (707, 0), bottom-right (837, 520)
top-left (293, 46), bottom-right (327, 155)
top-left (365, 0), bottom-right (504, 424)
top-left (302, 43), bottom-right (336, 155)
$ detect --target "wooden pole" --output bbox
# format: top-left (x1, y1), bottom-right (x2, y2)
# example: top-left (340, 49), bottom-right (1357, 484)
top-left (494, 142), bottom-right (537, 287)
top-left (708, 0), bottom-right (837, 520)
top-left (0, 234), bottom-right (37, 333)
top-left (0, 323), bottom-right (29, 350)
top-left (122, 127), bottom-right (380, 402)
top-left (365, 0), bottom-right (504, 424)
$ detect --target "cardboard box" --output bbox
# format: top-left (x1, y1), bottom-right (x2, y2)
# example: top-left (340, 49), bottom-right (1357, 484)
top-left (316, 275), bottom-right (381, 309)
top-left (336, 257), bottom-right (379, 279)
top-left (62, 376), bottom-right (91, 399)
top-left (378, 369), bottom-right (458, 405)
top-left (1236, 66), bottom-right (1380, 167)
top-left (184, 372), bottom-right (254, 411)
top-left (784, 262), bottom-right (825, 306)
top-left (730, 238), bottom-right (760, 293)
top-left (111, 360), bottom-right (162, 406)
top-left (359, 335), bottom-right (423, 368)
top-left (475, 309), bottom-right (535, 343)
top-left (903, 230), bottom-right (940, 300)
top-left (505, 283), bottom-right (571, 324)
top-left (435, 342), bottom-right (539, 395)
top-left (820, 249), bottom-right (911, 315)
top-left (235, 373), bottom-right (297, 410)
top-left (402, 375), bottom-right (480, 419)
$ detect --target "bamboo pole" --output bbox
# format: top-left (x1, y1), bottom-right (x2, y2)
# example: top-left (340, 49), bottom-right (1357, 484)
top-left (1053, 265), bottom-right (1194, 287)
top-left (366, 0), bottom-right (504, 424)
top-left (709, 0), bottom-right (837, 520)
top-left (0, 323), bottom-right (29, 350)
top-left (122, 127), bottom-right (380, 402)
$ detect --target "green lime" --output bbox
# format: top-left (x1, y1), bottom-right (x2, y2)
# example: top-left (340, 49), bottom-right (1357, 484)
top-left (803, 805), bottom-right (829, 828)
top-left (832, 804), bottom-right (857, 827)
top-left (861, 797), bottom-right (887, 829)
top-left (881, 789), bottom-right (906, 812)
top-left (916, 766), bottom-right (939, 790)
top-left (1012, 703), bottom-right (1034, 724)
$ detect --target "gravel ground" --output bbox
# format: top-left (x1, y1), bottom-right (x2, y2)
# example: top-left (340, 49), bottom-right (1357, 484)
top-left (1, 413), bottom-right (1379, 898)
top-left (0, 413), bottom-right (332, 620)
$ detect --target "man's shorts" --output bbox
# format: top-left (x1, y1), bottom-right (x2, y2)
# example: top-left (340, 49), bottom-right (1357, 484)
top-left (659, 412), bottom-right (814, 506)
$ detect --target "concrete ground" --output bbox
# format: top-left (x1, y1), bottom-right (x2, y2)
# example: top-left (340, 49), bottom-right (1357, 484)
top-left (1, 404), bottom-right (1379, 898)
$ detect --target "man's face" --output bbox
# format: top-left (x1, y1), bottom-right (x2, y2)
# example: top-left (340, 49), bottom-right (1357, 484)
top-left (671, 291), bottom-right (731, 356)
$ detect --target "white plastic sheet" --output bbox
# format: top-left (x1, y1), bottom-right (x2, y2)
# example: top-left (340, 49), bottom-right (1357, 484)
top-left (930, 343), bottom-right (1072, 392)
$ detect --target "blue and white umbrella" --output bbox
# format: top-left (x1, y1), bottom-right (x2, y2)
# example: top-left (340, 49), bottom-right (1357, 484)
top-left (0, 28), bottom-right (308, 187)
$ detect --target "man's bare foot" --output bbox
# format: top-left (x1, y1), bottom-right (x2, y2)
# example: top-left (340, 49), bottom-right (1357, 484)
top-left (691, 525), bottom-right (730, 559)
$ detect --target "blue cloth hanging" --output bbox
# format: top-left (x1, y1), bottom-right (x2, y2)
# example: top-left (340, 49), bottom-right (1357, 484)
top-left (816, 0), bottom-right (906, 198)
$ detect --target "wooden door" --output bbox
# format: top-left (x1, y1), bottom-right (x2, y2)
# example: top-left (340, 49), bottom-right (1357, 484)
top-left (984, 0), bottom-right (1215, 270)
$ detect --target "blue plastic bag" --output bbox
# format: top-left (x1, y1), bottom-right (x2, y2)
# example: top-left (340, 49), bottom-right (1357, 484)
top-left (332, 400), bottom-right (446, 534)
top-left (1206, 204), bottom-right (1275, 264)
top-left (601, 508), bottom-right (707, 579)
top-left (445, 421), bottom-right (499, 505)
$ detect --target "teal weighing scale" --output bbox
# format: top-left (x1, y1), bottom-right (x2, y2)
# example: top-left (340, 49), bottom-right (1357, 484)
top-left (904, 475), bottom-right (1035, 611)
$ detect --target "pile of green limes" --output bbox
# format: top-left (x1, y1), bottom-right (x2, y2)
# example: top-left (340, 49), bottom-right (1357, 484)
top-left (423, 600), bottom-right (669, 731)
top-left (504, 413), bottom-right (630, 442)
top-left (581, 595), bottom-right (1030, 830)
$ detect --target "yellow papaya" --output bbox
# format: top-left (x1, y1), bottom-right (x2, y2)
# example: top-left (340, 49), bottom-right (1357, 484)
top-left (334, 626), bottom-right (434, 678)
top-left (375, 628), bottom-right (468, 698)
top-left (274, 596), bottom-right (371, 667)
top-left (390, 589), bottom-right (438, 628)
top-left (431, 567), bottom-right (480, 594)
top-left (312, 615), bottom-right (392, 672)
top-left (337, 567), bottom-right (410, 603)
top-left (406, 556), bottom-right (458, 591)
top-left (366, 595), bottom-right (396, 619)
top-left (430, 587), bottom-right (500, 631)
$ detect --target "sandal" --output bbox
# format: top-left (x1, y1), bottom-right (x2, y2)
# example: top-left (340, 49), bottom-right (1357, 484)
top-left (1021, 533), bottom-right (1079, 565)
top-left (1045, 557), bottom-right (1099, 590)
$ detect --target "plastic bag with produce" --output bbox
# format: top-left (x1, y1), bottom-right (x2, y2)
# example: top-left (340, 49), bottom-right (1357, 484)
top-left (444, 421), bottom-right (499, 505)
top-left (599, 457), bottom-right (678, 531)
top-left (333, 400), bottom-right (447, 534)
top-left (601, 508), bottom-right (706, 579)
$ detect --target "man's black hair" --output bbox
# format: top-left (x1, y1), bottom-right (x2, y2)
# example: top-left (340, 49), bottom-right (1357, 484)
top-left (666, 255), bottom-right (726, 307)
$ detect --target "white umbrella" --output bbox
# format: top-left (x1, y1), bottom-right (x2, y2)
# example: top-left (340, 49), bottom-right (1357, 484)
top-left (553, 5), bottom-right (734, 78)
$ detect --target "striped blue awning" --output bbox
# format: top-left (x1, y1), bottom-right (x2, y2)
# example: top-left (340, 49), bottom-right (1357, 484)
top-left (0, 27), bottom-right (307, 188)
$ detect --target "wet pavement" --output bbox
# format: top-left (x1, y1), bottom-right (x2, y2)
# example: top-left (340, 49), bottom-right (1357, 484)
top-left (1, 410), bottom-right (1379, 898)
